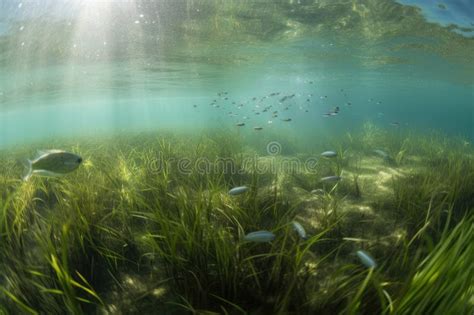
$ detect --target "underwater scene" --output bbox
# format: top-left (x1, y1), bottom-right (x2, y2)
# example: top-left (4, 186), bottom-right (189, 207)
top-left (0, 0), bottom-right (473, 314)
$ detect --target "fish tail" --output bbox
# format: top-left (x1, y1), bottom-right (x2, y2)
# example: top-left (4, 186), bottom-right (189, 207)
top-left (22, 159), bottom-right (32, 181)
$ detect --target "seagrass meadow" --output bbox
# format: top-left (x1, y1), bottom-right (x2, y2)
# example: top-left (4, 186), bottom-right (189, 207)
top-left (0, 0), bottom-right (473, 314)
top-left (0, 125), bottom-right (473, 314)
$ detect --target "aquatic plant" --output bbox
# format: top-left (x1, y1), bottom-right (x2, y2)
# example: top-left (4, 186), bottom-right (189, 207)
top-left (0, 128), bottom-right (472, 314)
top-left (393, 215), bottom-right (474, 315)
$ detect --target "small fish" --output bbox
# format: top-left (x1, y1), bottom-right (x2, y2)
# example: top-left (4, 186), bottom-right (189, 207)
top-left (193, 104), bottom-right (197, 108)
top-left (390, 122), bottom-right (400, 127)
top-left (281, 118), bottom-right (292, 122)
top-left (310, 189), bottom-right (325, 195)
top-left (324, 107), bottom-right (339, 116)
top-left (321, 176), bottom-right (342, 183)
top-left (253, 127), bottom-right (263, 131)
top-left (267, 120), bottom-right (273, 124)
top-left (243, 230), bottom-right (275, 243)
top-left (236, 122), bottom-right (245, 127)
top-left (373, 149), bottom-right (389, 159)
top-left (228, 186), bottom-right (248, 195)
top-left (356, 250), bottom-right (377, 268)
top-left (292, 221), bottom-right (307, 239)
top-left (321, 151), bottom-right (337, 158)
top-left (23, 150), bottom-right (82, 181)
top-left (374, 149), bottom-right (394, 163)
top-left (279, 95), bottom-right (289, 102)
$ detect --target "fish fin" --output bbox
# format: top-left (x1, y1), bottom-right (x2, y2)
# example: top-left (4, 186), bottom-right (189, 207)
top-left (22, 159), bottom-right (33, 181)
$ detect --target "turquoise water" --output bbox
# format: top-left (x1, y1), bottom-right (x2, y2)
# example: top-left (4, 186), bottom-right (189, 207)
top-left (0, 0), bottom-right (473, 146)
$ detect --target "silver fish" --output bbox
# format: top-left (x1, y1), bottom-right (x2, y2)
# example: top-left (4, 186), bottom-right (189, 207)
top-left (373, 149), bottom-right (389, 159)
top-left (321, 151), bottom-right (337, 158)
top-left (310, 189), bottom-right (325, 195)
top-left (292, 221), bottom-right (307, 239)
top-left (243, 230), bottom-right (275, 243)
top-left (356, 250), bottom-right (377, 268)
top-left (24, 150), bottom-right (82, 181)
top-left (374, 149), bottom-right (394, 163)
top-left (228, 186), bottom-right (248, 196)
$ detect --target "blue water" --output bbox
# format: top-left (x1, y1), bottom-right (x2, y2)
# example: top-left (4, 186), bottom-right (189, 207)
top-left (0, 1), bottom-right (473, 148)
